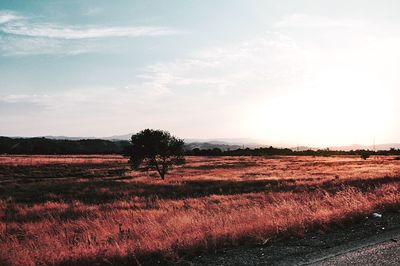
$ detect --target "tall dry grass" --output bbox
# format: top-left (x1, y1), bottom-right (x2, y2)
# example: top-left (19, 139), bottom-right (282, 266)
top-left (1, 155), bottom-right (400, 265)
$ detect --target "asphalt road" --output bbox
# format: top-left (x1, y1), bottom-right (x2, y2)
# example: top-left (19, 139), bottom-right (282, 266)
top-left (307, 231), bottom-right (400, 266)
top-left (178, 210), bottom-right (400, 266)
top-left (314, 240), bottom-right (400, 266)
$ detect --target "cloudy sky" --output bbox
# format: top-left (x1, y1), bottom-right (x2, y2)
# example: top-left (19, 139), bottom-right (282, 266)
top-left (1, 0), bottom-right (399, 147)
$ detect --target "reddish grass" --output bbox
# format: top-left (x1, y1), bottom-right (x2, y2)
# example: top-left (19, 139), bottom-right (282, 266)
top-left (1, 155), bottom-right (400, 265)
top-left (0, 155), bottom-right (126, 166)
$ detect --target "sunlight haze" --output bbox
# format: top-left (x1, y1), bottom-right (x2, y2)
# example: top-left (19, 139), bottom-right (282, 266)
top-left (1, 0), bottom-right (399, 147)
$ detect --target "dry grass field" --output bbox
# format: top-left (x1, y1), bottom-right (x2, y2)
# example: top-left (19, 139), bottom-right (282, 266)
top-left (1, 155), bottom-right (400, 265)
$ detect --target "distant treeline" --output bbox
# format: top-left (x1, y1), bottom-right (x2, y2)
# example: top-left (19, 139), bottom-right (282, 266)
top-left (1, 136), bottom-right (400, 156)
top-left (185, 146), bottom-right (400, 156)
top-left (0, 137), bottom-right (130, 154)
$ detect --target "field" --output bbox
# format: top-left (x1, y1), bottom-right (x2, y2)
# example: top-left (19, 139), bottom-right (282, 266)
top-left (1, 155), bottom-right (400, 265)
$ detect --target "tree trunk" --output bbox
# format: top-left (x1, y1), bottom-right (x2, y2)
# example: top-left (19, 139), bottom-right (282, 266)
top-left (153, 159), bottom-right (164, 179)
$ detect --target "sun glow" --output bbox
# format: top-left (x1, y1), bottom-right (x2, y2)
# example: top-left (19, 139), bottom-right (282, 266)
top-left (247, 63), bottom-right (397, 147)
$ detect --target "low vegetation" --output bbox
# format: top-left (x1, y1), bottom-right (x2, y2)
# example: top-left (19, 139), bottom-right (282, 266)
top-left (1, 155), bottom-right (400, 265)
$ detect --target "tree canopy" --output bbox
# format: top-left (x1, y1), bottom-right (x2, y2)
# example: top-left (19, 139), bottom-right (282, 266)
top-left (128, 129), bottom-right (185, 179)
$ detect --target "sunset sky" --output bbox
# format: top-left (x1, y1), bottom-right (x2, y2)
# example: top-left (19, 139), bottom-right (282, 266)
top-left (1, 0), bottom-right (399, 147)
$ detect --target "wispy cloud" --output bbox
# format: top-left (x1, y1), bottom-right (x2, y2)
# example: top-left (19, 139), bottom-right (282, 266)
top-left (0, 32), bottom-right (304, 134)
top-left (138, 31), bottom-right (306, 99)
top-left (0, 35), bottom-right (110, 56)
top-left (0, 11), bottom-right (20, 24)
top-left (2, 20), bottom-right (400, 140)
top-left (1, 23), bottom-right (178, 39)
top-left (0, 9), bottom-right (179, 55)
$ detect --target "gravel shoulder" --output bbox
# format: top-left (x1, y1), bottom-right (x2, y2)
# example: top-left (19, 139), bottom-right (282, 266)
top-left (175, 209), bottom-right (400, 266)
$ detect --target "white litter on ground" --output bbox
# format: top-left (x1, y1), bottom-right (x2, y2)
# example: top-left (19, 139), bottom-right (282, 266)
top-left (372, 213), bottom-right (382, 218)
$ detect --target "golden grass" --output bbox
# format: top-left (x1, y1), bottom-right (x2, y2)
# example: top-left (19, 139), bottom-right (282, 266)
top-left (1, 155), bottom-right (400, 265)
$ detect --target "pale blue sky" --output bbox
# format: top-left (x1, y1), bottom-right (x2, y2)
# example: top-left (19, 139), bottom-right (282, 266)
top-left (1, 1), bottom-right (400, 146)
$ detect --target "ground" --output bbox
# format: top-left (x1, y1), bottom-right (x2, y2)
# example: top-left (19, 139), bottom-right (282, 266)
top-left (1, 155), bottom-right (400, 265)
top-left (182, 208), bottom-right (400, 265)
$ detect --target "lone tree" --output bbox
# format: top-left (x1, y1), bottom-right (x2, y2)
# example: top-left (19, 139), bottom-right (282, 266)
top-left (128, 129), bottom-right (185, 179)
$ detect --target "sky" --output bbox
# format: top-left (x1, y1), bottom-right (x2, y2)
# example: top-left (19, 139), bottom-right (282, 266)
top-left (1, 0), bottom-right (399, 147)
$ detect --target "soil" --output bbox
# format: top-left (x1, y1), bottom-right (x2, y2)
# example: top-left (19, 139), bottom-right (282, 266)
top-left (173, 209), bottom-right (400, 266)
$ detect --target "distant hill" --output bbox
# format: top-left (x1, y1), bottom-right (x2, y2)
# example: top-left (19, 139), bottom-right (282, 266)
top-left (184, 138), bottom-right (261, 146)
top-left (3, 133), bottom-right (400, 152)
top-left (40, 134), bottom-right (132, 141)
top-left (289, 146), bottom-right (316, 151)
top-left (102, 133), bottom-right (133, 140)
top-left (103, 135), bottom-right (263, 146)
top-left (184, 142), bottom-right (242, 151)
top-left (41, 135), bottom-right (97, 140)
top-left (1, 136), bottom-right (400, 155)
top-left (36, 134), bottom-right (263, 150)
top-left (0, 136), bottom-right (248, 154)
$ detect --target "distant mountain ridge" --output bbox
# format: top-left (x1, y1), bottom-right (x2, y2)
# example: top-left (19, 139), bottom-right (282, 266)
top-left (42, 135), bottom-right (96, 140)
top-left (184, 142), bottom-right (242, 151)
top-left (3, 134), bottom-right (400, 151)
